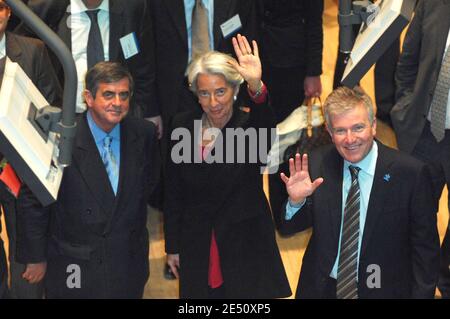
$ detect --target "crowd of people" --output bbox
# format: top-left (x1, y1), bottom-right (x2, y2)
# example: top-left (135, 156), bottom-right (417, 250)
top-left (0, 0), bottom-right (448, 299)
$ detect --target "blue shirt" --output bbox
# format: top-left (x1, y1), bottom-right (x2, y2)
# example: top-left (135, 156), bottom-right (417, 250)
top-left (286, 142), bottom-right (378, 279)
top-left (86, 111), bottom-right (121, 175)
top-left (184, 0), bottom-right (215, 62)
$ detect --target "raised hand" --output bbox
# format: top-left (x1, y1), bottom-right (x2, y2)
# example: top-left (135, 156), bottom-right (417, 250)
top-left (280, 153), bottom-right (324, 205)
top-left (229, 34), bottom-right (262, 92)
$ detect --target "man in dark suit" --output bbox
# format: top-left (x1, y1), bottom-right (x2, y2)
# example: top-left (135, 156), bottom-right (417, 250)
top-left (278, 87), bottom-right (440, 298)
top-left (16, 61), bottom-right (159, 298)
top-left (16, 0), bottom-right (160, 135)
top-left (391, 0), bottom-right (450, 298)
top-left (0, 0), bottom-right (61, 299)
top-left (149, 0), bottom-right (261, 137)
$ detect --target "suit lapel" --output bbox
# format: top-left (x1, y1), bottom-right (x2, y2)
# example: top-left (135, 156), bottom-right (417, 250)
top-left (433, 1), bottom-right (450, 73)
top-left (213, 0), bottom-right (235, 49)
top-left (72, 114), bottom-right (116, 217)
top-left (57, 10), bottom-right (72, 50)
top-left (360, 143), bottom-right (394, 257)
top-left (109, 0), bottom-right (125, 61)
top-left (323, 149), bottom-right (344, 243)
top-left (165, 0), bottom-right (188, 48)
top-left (5, 33), bottom-right (22, 61)
top-left (105, 118), bottom-right (140, 230)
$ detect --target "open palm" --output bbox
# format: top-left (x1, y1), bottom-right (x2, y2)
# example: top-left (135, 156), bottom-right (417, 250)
top-left (230, 34), bottom-right (262, 89)
top-left (280, 154), bottom-right (324, 204)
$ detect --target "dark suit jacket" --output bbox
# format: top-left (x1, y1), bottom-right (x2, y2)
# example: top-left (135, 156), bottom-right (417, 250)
top-left (392, 0), bottom-right (450, 153)
top-left (149, 0), bottom-right (261, 125)
top-left (276, 142), bottom-right (440, 298)
top-left (5, 32), bottom-right (61, 106)
top-left (16, 114), bottom-right (159, 298)
top-left (260, 0), bottom-right (323, 73)
top-left (164, 99), bottom-right (291, 298)
top-left (16, 0), bottom-right (157, 117)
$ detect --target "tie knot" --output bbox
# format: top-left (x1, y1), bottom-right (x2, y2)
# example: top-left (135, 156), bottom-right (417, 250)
top-left (103, 135), bottom-right (112, 148)
top-left (86, 9), bottom-right (100, 23)
top-left (349, 165), bottom-right (360, 180)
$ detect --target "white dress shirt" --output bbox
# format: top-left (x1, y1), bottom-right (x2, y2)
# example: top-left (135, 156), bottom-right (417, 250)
top-left (0, 34), bottom-right (6, 59)
top-left (71, 0), bottom-right (110, 113)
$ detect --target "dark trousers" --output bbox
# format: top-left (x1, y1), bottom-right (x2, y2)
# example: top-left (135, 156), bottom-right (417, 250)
top-left (1, 186), bottom-right (44, 299)
top-left (0, 237), bottom-right (8, 299)
top-left (411, 122), bottom-right (450, 298)
top-left (208, 284), bottom-right (226, 299)
top-left (263, 63), bottom-right (307, 123)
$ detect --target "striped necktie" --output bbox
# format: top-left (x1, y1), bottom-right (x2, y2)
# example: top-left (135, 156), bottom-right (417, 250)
top-left (336, 165), bottom-right (361, 299)
top-left (102, 135), bottom-right (119, 195)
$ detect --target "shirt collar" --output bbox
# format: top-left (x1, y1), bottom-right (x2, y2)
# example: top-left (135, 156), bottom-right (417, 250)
top-left (86, 110), bottom-right (120, 144)
top-left (0, 34), bottom-right (5, 59)
top-left (71, 0), bottom-right (109, 14)
top-left (343, 140), bottom-right (378, 176)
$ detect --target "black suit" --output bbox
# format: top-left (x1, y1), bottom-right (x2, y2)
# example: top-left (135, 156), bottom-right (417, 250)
top-left (260, 0), bottom-right (323, 123)
top-left (0, 32), bottom-right (61, 299)
top-left (16, 0), bottom-right (157, 117)
top-left (392, 0), bottom-right (450, 297)
top-left (5, 32), bottom-right (61, 106)
top-left (392, 0), bottom-right (450, 153)
top-left (276, 143), bottom-right (440, 298)
top-left (16, 114), bottom-right (159, 298)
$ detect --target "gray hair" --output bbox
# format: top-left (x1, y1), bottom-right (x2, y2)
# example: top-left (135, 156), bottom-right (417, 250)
top-left (323, 86), bottom-right (375, 126)
top-left (186, 51), bottom-right (244, 94)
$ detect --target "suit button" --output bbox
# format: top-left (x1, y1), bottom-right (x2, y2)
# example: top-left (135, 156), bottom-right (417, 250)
top-left (98, 259), bottom-right (103, 264)
top-left (86, 208), bottom-right (92, 215)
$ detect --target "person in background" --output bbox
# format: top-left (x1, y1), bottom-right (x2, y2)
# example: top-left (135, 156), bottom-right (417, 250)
top-left (391, 0), bottom-right (450, 298)
top-left (0, 0), bottom-right (61, 299)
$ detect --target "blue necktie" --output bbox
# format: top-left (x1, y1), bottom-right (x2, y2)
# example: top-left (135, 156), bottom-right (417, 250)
top-left (102, 135), bottom-right (118, 194)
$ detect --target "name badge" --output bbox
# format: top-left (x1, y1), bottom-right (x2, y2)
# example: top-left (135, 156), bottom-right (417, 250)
top-left (220, 14), bottom-right (242, 38)
top-left (120, 32), bottom-right (140, 59)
